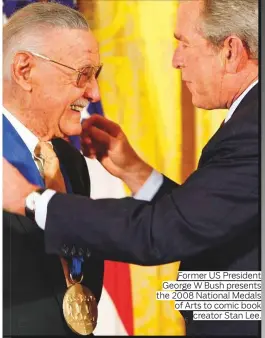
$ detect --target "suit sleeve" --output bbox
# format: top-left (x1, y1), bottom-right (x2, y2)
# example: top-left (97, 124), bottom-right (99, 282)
top-left (151, 175), bottom-right (179, 202)
top-left (44, 130), bottom-right (258, 266)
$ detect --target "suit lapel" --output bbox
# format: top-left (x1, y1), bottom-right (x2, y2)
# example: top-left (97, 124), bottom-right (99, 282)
top-left (197, 122), bottom-right (228, 168)
top-left (52, 138), bottom-right (89, 196)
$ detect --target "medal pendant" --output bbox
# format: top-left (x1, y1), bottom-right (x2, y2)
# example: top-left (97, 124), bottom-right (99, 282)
top-left (63, 283), bottom-right (98, 335)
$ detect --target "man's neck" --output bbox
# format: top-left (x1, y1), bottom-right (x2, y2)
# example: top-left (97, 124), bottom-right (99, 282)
top-left (3, 101), bottom-right (52, 141)
top-left (3, 106), bottom-right (40, 155)
top-left (232, 78), bottom-right (258, 107)
top-left (226, 64), bottom-right (258, 109)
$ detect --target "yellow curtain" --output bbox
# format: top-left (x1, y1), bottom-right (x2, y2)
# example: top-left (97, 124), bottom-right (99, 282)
top-left (81, 0), bottom-right (227, 335)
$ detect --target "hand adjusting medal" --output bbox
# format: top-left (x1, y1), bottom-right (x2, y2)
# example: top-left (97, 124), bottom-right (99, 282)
top-left (61, 257), bottom-right (98, 335)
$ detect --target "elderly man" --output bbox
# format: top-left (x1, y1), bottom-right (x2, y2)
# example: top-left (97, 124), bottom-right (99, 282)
top-left (3, 2), bottom-right (104, 336)
top-left (4, 0), bottom-right (259, 336)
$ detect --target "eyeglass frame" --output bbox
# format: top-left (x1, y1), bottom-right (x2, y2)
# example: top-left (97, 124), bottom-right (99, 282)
top-left (26, 51), bottom-right (103, 87)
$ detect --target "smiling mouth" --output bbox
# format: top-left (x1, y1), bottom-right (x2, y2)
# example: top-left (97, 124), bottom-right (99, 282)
top-left (70, 105), bottom-right (85, 112)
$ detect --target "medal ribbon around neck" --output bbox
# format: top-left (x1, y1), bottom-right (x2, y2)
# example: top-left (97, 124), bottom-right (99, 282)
top-left (34, 141), bottom-right (98, 335)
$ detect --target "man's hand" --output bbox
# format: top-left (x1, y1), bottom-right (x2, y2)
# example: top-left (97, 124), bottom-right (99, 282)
top-left (81, 115), bottom-right (153, 194)
top-left (3, 158), bottom-right (39, 215)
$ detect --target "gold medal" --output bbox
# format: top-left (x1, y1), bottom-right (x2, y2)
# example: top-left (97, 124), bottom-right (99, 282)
top-left (60, 257), bottom-right (98, 335)
top-left (63, 283), bottom-right (98, 335)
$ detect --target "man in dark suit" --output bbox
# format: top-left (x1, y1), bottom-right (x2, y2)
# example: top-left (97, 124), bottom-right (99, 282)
top-left (3, 2), bottom-right (103, 336)
top-left (3, 0), bottom-right (259, 336)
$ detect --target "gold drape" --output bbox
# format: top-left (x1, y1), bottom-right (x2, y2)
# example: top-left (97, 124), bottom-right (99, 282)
top-left (81, 0), bottom-right (227, 334)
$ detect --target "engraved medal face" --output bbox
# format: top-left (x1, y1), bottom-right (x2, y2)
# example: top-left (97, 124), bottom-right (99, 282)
top-left (63, 284), bottom-right (98, 335)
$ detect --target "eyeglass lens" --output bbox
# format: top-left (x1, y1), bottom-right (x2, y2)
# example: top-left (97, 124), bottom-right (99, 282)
top-left (77, 65), bottom-right (102, 87)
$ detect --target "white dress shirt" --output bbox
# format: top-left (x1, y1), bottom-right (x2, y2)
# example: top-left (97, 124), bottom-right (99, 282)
top-left (35, 80), bottom-right (258, 229)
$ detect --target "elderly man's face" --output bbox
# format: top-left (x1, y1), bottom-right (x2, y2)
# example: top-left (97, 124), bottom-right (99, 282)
top-left (32, 28), bottom-right (100, 139)
top-left (172, 1), bottom-right (225, 109)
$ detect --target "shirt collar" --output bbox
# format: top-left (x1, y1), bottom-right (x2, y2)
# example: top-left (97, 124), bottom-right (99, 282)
top-left (3, 106), bottom-right (39, 155)
top-left (225, 80), bottom-right (259, 123)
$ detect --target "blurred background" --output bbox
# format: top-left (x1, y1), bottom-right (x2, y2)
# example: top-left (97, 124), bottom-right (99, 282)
top-left (3, 0), bottom-right (227, 335)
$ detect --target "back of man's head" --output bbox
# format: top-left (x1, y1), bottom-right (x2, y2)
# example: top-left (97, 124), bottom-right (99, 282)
top-left (3, 1), bottom-right (89, 79)
top-left (199, 0), bottom-right (258, 59)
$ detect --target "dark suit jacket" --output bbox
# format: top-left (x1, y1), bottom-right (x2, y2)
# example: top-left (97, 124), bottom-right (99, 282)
top-left (44, 84), bottom-right (259, 336)
top-left (3, 117), bottom-right (104, 336)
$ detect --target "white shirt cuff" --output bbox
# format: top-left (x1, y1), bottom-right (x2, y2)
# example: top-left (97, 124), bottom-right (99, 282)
top-left (133, 169), bottom-right (163, 201)
top-left (35, 189), bottom-right (56, 230)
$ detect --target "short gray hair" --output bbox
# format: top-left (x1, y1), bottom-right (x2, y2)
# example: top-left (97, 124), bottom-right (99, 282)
top-left (3, 1), bottom-right (89, 79)
top-left (199, 0), bottom-right (258, 58)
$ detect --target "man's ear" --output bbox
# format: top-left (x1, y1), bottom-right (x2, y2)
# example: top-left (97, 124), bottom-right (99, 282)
top-left (11, 52), bottom-right (34, 91)
top-left (221, 35), bottom-right (249, 73)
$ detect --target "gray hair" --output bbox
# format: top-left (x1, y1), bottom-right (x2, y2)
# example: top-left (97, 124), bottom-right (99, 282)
top-left (3, 1), bottom-right (89, 79)
top-left (199, 0), bottom-right (258, 58)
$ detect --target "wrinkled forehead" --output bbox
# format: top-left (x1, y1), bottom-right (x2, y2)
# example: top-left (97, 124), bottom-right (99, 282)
top-left (175, 0), bottom-right (203, 37)
top-left (43, 27), bottom-right (100, 65)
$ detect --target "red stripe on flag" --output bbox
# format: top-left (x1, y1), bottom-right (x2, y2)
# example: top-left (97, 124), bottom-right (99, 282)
top-left (103, 261), bottom-right (134, 335)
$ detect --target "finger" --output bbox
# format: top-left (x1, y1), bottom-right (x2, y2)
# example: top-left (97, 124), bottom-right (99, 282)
top-left (82, 135), bottom-right (92, 145)
top-left (81, 125), bottom-right (112, 145)
top-left (81, 138), bottom-right (106, 159)
top-left (3, 157), bottom-right (8, 171)
top-left (81, 144), bottom-right (97, 159)
top-left (3, 158), bottom-right (9, 183)
top-left (3, 158), bottom-right (16, 175)
top-left (82, 137), bottom-right (92, 145)
top-left (82, 115), bottom-right (121, 137)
